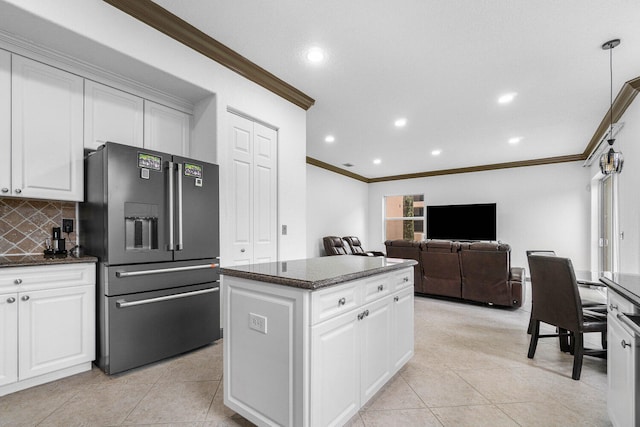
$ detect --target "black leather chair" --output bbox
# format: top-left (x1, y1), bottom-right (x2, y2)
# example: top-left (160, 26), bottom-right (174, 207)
top-left (343, 236), bottom-right (384, 257)
top-left (527, 255), bottom-right (607, 380)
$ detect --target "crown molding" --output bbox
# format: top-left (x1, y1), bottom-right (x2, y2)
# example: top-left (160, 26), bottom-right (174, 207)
top-left (582, 76), bottom-right (640, 158)
top-left (306, 157), bottom-right (369, 183)
top-left (103, 0), bottom-right (315, 110)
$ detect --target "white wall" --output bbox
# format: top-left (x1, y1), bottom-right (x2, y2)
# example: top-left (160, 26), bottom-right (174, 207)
top-left (367, 163), bottom-right (593, 272)
top-left (4, 0), bottom-right (308, 262)
top-left (306, 165), bottom-right (369, 257)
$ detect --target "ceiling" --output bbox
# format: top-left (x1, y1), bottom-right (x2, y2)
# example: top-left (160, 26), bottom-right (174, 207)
top-left (156, 1), bottom-right (640, 179)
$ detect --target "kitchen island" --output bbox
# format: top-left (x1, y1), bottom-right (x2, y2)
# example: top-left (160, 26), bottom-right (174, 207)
top-left (220, 256), bottom-right (417, 427)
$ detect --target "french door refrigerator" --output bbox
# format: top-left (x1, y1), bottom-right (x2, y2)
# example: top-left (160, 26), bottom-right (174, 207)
top-left (80, 142), bottom-right (221, 374)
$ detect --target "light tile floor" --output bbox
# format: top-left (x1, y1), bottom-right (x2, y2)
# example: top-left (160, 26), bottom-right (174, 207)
top-left (0, 290), bottom-right (610, 426)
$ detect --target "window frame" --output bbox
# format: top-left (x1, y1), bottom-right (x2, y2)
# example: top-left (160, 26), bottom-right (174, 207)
top-left (383, 194), bottom-right (425, 241)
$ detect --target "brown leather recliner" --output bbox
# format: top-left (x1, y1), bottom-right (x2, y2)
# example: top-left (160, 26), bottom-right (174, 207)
top-left (420, 240), bottom-right (462, 298)
top-left (459, 242), bottom-right (524, 307)
top-left (323, 236), bottom-right (349, 255)
top-left (384, 240), bottom-right (422, 291)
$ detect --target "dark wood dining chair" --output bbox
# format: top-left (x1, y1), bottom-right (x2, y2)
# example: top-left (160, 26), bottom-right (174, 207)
top-left (527, 254), bottom-right (606, 380)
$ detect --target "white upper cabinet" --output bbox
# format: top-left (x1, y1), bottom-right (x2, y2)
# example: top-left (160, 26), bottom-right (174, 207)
top-left (84, 80), bottom-right (144, 150)
top-left (11, 55), bottom-right (83, 201)
top-left (0, 50), bottom-right (11, 196)
top-left (144, 100), bottom-right (190, 156)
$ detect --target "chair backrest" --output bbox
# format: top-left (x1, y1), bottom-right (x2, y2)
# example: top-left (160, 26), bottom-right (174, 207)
top-left (323, 236), bottom-right (349, 256)
top-left (343, 236), bottom-right (365, 254)
top-left (459, 242), bottom-right (511, 305)
top-left (528, 255), bottom-right (583, 331)
top-left (526, 250), bottom-right (556, 257)
top-left (419, 240), bottom-right (462, 297)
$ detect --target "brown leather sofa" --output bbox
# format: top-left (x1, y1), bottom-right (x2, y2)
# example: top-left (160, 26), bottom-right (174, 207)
top-left (385, 239), bottom-right (524, 307)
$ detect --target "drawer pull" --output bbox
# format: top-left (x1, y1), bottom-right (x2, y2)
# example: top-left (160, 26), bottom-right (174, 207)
top-left (621, 340), bottom-right (631, 349)
top-left (116, 263), bottom-right (218, 278)
top-left (403, 277), bottom-right (409, 282)
top-left (14, 279), bottom-right (22, 285)
top-left (116, 287), bottom-right (218, 308)
top-left (338, 297), bottom-right (346, 306)
top-left (609, 303), bottom-right (618, 312)
top-left (357, 310), bottom-right (370, 321)
top-left (6, 297), bottom-right (15, 304)
top-left (377, 285), bottom-right (384, 292)
top-left (21, 295), bottom-right (30, 301)
top-left (394, 296), bottom-right (400, 302)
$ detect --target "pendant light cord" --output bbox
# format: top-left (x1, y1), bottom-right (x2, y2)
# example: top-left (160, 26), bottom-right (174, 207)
top-left (609, 43), bottom-right (613, 143)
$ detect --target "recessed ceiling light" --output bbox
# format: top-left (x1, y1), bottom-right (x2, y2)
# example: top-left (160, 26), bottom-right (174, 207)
top-left (394, 118), bottom-right (407, 128)
top-left (498, 92), bottom-right (518, 104)
top-left (373, 158), bottom-right (382, 165)
top-left (306, 47), bottom-right (325, 63)
top-left (324, 135), bottom-right (335, 143)
top-left (431, 149), bottom-right (442, 156)
top-left (508, 137), bottom-right (523, 144)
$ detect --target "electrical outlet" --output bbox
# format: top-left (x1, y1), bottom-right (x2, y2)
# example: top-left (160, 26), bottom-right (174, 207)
top-left (249, 312), bottom-right (267, 334)
top-left (282, 224), bottom-right (287, 235)
top-left (62, 218), bottom-right (74, 233)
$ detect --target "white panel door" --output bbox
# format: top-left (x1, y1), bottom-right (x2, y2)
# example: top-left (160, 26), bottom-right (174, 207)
top-left (227, 112), bottom-right (278, 265)
top-left (253, 123), bottom-right (277, 264)
top-left (84, 80), bottom-right (143, 150)
top-left (0, 293), bottom-right (18, 387)
top-left (0, 50), bottom-right (10, 196)
top-left (11, 55), bottom-right (84, 201)
top-left (144, 100), bottom-right (190, 156)
top-left (18, 285), bottom-right (95, 380)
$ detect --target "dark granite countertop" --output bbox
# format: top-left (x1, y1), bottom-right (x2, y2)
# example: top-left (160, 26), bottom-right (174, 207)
top-left (600, 273), bottom-right (640, 307)
top-left (0, 254), bottom-right (98, 268)
top-left (220, 256), bottom-right (417, 290)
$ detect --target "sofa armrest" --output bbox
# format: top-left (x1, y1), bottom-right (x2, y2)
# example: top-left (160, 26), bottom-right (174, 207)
top-left (509, 267), bottom-right (525, 307)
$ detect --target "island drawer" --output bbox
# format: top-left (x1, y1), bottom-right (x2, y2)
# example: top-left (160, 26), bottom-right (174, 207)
top-left (390, 267), bottom-right (413, 291)
top-left (311, 281), bottom-right (361, 325)
top-left (362, 273), bottom-right (392, 304)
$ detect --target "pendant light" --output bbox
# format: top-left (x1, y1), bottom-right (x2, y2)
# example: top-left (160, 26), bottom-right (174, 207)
top-left (599, 39), bottom-right (624, 175)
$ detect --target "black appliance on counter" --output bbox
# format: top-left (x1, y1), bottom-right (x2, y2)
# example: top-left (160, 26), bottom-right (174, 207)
top-left (80, 142), bottom-right (221, 374)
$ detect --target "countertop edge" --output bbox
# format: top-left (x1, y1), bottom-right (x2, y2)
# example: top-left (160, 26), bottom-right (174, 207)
top-left (0, 255), bottom-right (99, 268)
top-left (601, 276), bottom-right (640, 307)
top-left (221, 259), bottom-right (417, 290)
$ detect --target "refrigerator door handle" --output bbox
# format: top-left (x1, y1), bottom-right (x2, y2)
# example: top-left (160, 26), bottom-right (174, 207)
top-left (116, 287), bottom-right (219, 308)
top-left (167, 161), bottom-right (175, 251)
top-left (177, 162), bottom-right (184, 251)
top-left (115, 263), bottom-right (219, 278)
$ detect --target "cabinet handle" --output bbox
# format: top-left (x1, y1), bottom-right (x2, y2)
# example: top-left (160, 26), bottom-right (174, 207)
top-left (394, 296), bottom-right (400, 302)
top-left (364, 309), bottom-right (369, 317)
top-left (609, 303), bottom-right (618, 312)
top-left (241, 248), bottom-right (246, 253)
top-left (1, 188), bottom-right (8, 193)
top-left (377, 284), bottom-right (384, 292)
top-left (14, 279), bottom-right (22, 285)
top-left (403, 277), bottom-right (409, 282)
top-left (6, 297), bottom-right (15, 304)
top-left (21, 295), bottom-right (30, 301)
top-left (621, 340), bottom-right (631, 349)
top-left (338, 297), bottom-right (346, 306)
top-left (14, 189), bottom-right (21, 194)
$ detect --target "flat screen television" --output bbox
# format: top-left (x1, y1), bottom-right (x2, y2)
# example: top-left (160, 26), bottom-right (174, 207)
top-left (426, 203), bottom-right (496, 241)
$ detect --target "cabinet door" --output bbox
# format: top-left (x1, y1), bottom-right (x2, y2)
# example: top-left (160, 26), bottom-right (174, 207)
top-left (311, 309), bottom-right (360, 427)
top-left (0, 293), bottom-right (18, 387)
top-left (360, 296), bottom-right (392, 404)
top-left (607, 313), bottom-right (637, 427)
top-left (12, 55), bottom-right (84, 201)
top-left (0, 50), bottom-right (10, 196)
top-left (391, 287), bottom-right (414, 373)
top-left (84, 80), bottom-right (143, 150)
top-left (144, 100), bottom-right (190, 156)
top-left (18, 285), bottom-right (95, 380)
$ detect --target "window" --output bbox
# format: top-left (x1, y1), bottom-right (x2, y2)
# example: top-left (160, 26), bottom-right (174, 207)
top-left (384, 194), bottom-right (425, 241)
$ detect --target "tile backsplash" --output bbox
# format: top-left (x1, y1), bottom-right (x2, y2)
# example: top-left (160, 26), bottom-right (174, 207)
top-left (0, 198), bottom-right (77, 256)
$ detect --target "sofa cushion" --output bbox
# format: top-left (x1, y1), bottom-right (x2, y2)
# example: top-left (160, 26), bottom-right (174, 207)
top-left (459, 242), bottom-right (512, 306)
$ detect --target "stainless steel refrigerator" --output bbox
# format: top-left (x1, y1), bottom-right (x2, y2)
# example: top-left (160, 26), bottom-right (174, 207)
top-left (80, 142), bottom-right (221, 374)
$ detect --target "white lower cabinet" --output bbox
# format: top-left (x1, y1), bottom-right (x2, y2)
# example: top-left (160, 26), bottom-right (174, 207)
top-left (0, 263), bottom-right (95, 397)
top-left (224, 265), bottom-right (414, 427)
top-left (607, 290), bottom-right (639, 427)
top-left (0, 293), bottom-right (18, 387)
